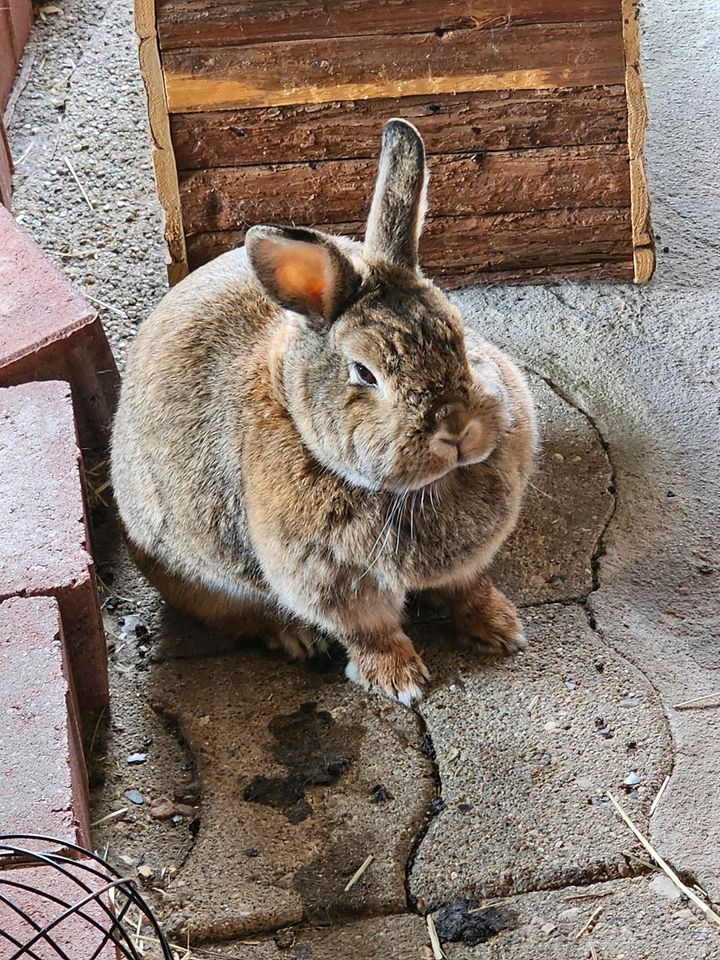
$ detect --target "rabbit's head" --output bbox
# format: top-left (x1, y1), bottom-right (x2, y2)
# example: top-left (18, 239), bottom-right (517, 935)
top-left (245, 119), bottom-right (510, 493)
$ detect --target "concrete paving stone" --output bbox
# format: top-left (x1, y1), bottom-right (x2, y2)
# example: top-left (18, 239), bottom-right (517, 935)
top-left (202, 915), bottom-right (429, 960)
top-left (150, 652), bottom-right (435, 940)
top-left (436, 877), bottom-right (718, 959)
top-left (493, 372), bottom-right (613, 608)
top-left (0, 204), bottom-right (119, 444)
top-left (0, 861), bottom-right (119, 960)
top-left (408, 604), bottom-right (672, 909)
top-left (0, 380), bottom-right (108, 709)
top-left (0, 595), bottom-right (90, 850)
top-left (192, 877), bottom-right (715, 960)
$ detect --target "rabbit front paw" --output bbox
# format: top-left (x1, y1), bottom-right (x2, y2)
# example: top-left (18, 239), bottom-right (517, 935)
top-left (345, 635), bottom-right (430, 707)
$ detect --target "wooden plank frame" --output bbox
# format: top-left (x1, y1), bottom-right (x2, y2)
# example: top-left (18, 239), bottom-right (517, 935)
top-left (135, 0), bottom-right (189, 284)
top-left (136, 0), bottom-right (655, 287)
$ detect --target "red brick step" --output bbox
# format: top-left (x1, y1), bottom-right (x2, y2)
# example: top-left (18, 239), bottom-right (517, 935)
top-left (0, 205), bottom-right (119, 444)
top-left (0, 596), bottom-right (91, 851)
top-left (0, 861), bottom-right (119, 959)
top-left (0, 380), bottom-right (108, 710)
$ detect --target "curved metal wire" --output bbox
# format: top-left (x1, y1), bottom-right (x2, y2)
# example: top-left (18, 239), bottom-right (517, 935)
top-left (0, 835), bottom-right (174, 960)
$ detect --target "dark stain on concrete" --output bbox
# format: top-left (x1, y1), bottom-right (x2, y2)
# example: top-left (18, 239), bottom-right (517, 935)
top-left (434, 899), bottom-right (515, 946)
top-left (242, 701), bottom-right (361, 823)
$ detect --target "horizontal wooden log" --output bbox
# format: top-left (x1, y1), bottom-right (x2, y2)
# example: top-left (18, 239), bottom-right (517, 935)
top-left (170, 87), bottom-right (628, 170)
top-left (185, 208), bottom-right (633, 280)
top-left (157, 0), bottom-right (619, 50)
top-left (163, 21), bottom-right (625, 113)
top-left (178, 145), bottom-right (630, 235)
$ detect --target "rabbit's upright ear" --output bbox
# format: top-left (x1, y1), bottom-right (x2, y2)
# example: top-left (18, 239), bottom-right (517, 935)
top-left (364, 119), bottom-right (428, 271)
top-left (246, 226), bottom-right (362, 326)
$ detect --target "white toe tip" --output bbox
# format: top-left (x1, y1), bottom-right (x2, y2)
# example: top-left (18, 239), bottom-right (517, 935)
top-left (397, 684), bottom-right (424, 708)
top-left (345, 660), bottom-right (370, 689)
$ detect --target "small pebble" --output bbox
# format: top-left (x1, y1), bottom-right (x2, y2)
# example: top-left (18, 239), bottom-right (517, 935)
top-left (174, 781), bottom-right (200, 804)
top-left (558, 908), bottom-right (581, 921)
top-left (368, 784), bottom-right (394, 804)
top-left (541, 922), bottom-right (557, 935)
top-left (121, 614), bottom-right (146, 636)
top-left (624, 771), bottom-right (641, 786)
top-left (126, 752), bottom-right (147, 766)
top-left (651, 874), bottom-right (683, 902)
top-left (620, 697), bottom-right (642, 708)
top-left (124, 789), bottom-right (144, 805)
top-left (564, 680), bottom-right (577, 691)
top-left (137, 865), bottom-right (153, 879)
top-left (149, 798), bottom-right (175, 820)
top-left (174, 803), bottom-right (197, 818)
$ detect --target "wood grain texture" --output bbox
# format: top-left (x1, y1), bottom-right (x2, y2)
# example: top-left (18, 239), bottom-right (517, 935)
top-left (135, 0), bottom-right (188, 283)
top-left (170, 87), bottom-right (628, 170)
top-left (622, 0), bottom-right (654, 281)
top-left (0, 117), bottom-right (12, 206)
top-left (157, 0), bottom-right (619, 49)
top-left (163, 21), bottom-right (625, 113)
top-left (137, 0), bottom-right (651, 286)
top-left (185, 208), bottom-right (633, 280)
top-left (179, 145), bottom-right (630, 235)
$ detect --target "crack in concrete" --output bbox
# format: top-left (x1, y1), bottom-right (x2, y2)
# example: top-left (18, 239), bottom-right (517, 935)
top-left (404, 711), bottom-right (442, 914)
top-left (146, 697), bottom-right (201, 875)
top-left (524, 366), bottom-right (618, 597)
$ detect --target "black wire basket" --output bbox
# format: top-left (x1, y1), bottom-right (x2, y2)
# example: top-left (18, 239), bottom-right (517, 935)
top-left (0, 835), bottom-right (173, 960)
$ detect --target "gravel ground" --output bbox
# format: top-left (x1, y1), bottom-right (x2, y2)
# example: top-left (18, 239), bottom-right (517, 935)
top-left (7, 0), bottom-right (165, 368)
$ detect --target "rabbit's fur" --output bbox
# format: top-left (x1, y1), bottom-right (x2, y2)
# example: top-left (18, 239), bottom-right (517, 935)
top-left (111, 119), bottom-right (537, 705)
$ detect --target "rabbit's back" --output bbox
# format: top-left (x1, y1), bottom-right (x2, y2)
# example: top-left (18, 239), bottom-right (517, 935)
top-left (111, 248), bottom-right (279, 589)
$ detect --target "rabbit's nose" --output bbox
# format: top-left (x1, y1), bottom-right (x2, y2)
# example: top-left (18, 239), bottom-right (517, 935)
top-left (431, 412), bottom-right (480, 461)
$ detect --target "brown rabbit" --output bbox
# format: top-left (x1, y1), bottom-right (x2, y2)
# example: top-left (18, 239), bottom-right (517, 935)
top-left (111, 119), bottom-right (537, 705)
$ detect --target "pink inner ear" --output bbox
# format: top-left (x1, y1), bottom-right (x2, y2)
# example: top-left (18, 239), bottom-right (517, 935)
top-left (273, 243), bottom-right (328, 316)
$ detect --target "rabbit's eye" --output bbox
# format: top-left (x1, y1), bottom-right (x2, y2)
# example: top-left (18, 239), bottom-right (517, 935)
top-left (349, 361), bottom-right (378, 387)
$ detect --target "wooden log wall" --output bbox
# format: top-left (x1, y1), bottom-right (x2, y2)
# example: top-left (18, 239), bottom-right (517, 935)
top-left (135, 0), bottom-right (655, 286)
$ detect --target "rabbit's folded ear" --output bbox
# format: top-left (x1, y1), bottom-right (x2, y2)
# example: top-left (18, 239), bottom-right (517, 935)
top-left (245, 225), bottom-right (361, 326)
top-left (364, 118), bottom-right (428, 271)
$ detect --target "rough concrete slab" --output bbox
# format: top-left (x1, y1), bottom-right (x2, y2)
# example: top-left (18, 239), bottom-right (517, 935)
top-left (435, 878), bottom-right (717, 959)
top-left (408, 604), bottom-right (672, 909)
top-left (148, 652), bottom-right (434, 939)
top-left (190, 877), bottom-right (716, 960)
top-left (494, 373), bottom-right (613, 607)
top-left (198, 915), bottom-right (429, 960)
